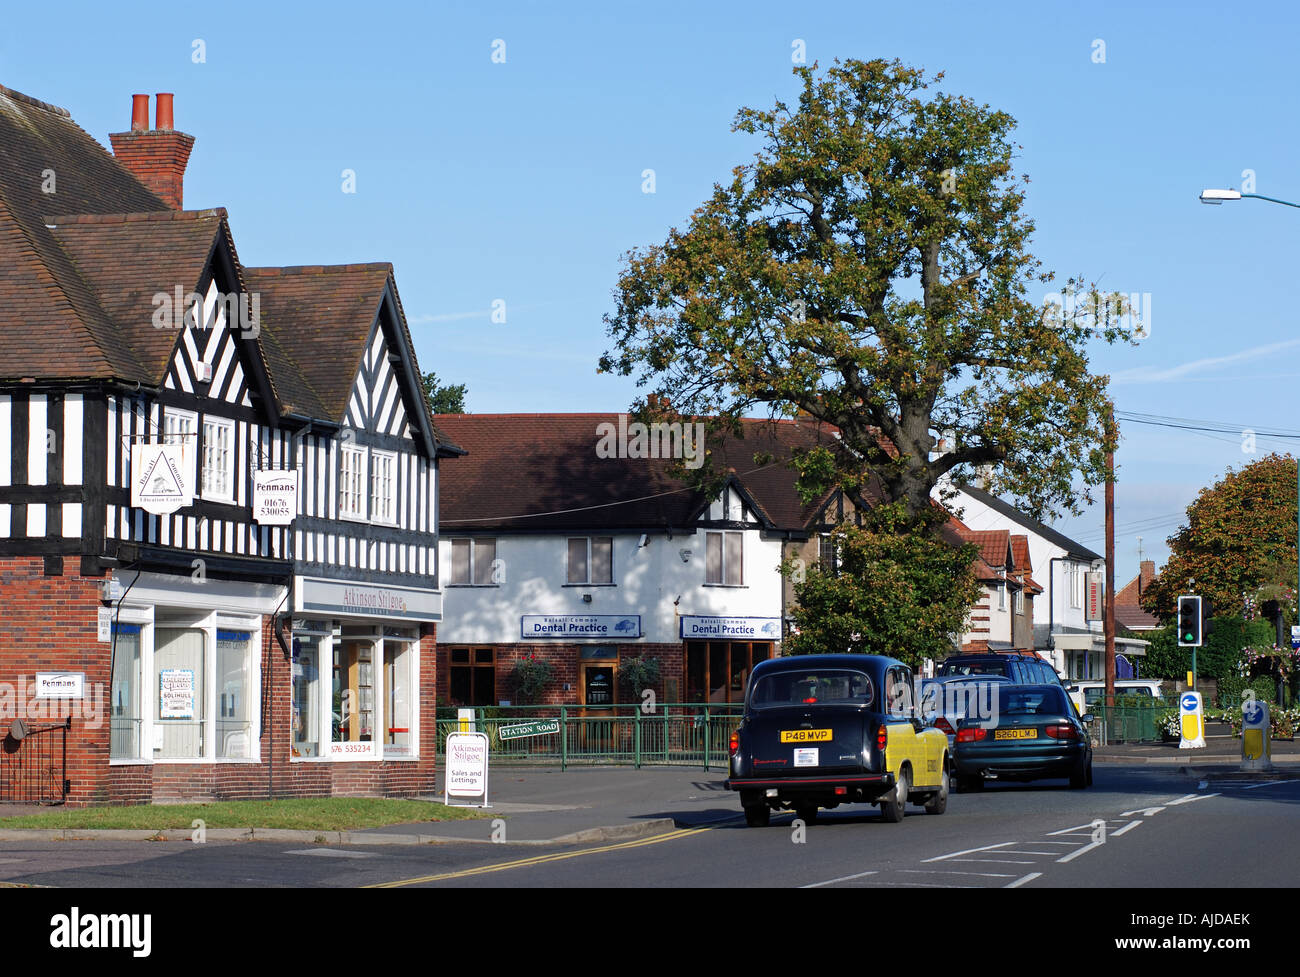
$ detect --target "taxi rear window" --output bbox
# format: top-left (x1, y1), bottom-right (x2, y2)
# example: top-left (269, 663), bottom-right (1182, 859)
top-left (938, 661), bottom-right (1009, 678)
top-left (750, 670), bottom-right (875, 708)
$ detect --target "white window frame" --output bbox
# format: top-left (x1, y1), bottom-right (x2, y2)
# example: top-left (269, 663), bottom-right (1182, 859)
top-left (1069, 563), bottom-right (1084, 609)
top-left (162, 407), bottom-right (198, 493)
top-left (997, 580), bottom-right (1007, 610)
top-left (201, 416), bottom-right (235, 502)
top-left (339, 444), bottom-right (368, 521)
top-left (567, 537), bottom-right (614, 585)
top-left (370, 449), bottom-right (397, 525)
top-left (111, 608), bottom-right (263, 765)
top-left (1013, 586), bottom-right (1024, 615)
top-left (705, 530), bottom-right (744, 586)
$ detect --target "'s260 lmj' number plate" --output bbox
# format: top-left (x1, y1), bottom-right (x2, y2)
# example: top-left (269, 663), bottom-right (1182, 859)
top-left (994, 728), bottom-right (1038, 740)
top-left (780, 729), bottom-right (832, 743)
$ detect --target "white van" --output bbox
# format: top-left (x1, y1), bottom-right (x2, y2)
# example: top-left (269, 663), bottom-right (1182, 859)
top-left (1066, 679), bottom-right (1165, 714)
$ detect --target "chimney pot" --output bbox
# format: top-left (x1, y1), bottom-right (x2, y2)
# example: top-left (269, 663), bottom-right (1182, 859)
top-left (155, 92), bottom-right (174, 131)
top-left (130, 94), bottom-right (149, 132)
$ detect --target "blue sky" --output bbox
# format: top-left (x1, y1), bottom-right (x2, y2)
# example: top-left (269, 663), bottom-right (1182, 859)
top-left (4, 0), bottom-right (1298, 586)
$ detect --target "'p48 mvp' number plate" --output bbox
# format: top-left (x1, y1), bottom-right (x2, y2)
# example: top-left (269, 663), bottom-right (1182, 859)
top-left (780, 729), bottom-right (832, 743)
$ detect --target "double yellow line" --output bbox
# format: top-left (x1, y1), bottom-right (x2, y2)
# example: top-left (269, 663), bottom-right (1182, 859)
top-left (366, 825), bottom-right (714, 888)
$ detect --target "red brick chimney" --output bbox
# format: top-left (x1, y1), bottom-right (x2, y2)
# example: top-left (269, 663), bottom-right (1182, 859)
top-left (109, 93), bottom-right (195, 209)
top-left (1138, 559), bottom-right (1156, 595)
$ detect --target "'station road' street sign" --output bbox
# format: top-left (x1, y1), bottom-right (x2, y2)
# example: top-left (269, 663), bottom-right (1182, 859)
top-left (498, 719), bottom-right (561, 741)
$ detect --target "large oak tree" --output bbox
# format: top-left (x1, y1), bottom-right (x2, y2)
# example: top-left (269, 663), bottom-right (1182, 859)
top-left (600, 60), bottom-right (1135, 659)
top-left (600, 59), bottom-right (1135, 525)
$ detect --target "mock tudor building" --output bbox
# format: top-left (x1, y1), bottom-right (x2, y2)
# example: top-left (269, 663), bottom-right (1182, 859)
top-left (0, 85), bottom-right (457, 804)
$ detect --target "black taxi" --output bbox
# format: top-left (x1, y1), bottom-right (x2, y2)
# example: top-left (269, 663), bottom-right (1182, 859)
top-left (725, 654), bottom-right (950, 826)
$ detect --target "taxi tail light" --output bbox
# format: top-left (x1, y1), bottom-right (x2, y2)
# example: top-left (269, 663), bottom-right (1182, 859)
top-left (834, 787), bottom-right (847, 796)
top-left (956, 727), bottom-right (987, 743)
top-left (1046, 724), bottom-right (1078, 740)
top-left (729, 730), bottom-right (740, 755)
top-left (876, 724), bottom-right (887, 750)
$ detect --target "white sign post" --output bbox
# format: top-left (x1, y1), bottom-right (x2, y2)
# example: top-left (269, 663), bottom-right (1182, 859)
top-left (444, 731), bottom-right (490, 808)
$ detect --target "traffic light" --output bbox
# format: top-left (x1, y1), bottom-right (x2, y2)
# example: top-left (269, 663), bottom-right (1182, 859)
top-left (1201, 599), bottom-right (1214, 641)
top-left (1178, 595), bottom-right (1203, 647)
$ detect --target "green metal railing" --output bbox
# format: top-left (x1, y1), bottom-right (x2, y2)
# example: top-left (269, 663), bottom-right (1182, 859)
top-left (436, 704), bottom-right (743, 770)
top-left (1087, 699), bottom-right (1164, 744)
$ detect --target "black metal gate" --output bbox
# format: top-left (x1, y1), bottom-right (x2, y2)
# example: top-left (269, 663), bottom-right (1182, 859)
top-left (0, 718), bottom-right (70, 804)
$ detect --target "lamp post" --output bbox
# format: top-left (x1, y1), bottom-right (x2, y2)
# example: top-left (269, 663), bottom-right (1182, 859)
top-left (1200, 186), bottom-right (1300, 639)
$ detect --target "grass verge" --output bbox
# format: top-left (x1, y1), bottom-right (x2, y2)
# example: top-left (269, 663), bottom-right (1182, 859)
top-left (0, 797), bottom-right (489, 831)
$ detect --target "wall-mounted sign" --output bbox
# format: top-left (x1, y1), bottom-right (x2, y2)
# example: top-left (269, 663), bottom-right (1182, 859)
top-left (97, 608), bottom-right (112, 643)
top-left (1085, 572), bottom-right (1103, 622)
top-left (130, 443), bottom-right (192, 515)
top-left (679, 616), bottom-right (782, 640)
top-left (159, 668), bottom-right (195, 719)
top-left (444, 732), bottom-right (490, 807)
top-left (252, 469), bottom-right (298, 525)
top-left (521, 615), bottom-right (641, 640)
top-left (34, 672), bottom-right (85, 699)
top-left (297, 576), bottom-right (442, 622)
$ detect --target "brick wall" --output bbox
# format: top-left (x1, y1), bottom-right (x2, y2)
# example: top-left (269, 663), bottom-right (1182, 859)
top-left (0, 557), bottom-right (440, 806)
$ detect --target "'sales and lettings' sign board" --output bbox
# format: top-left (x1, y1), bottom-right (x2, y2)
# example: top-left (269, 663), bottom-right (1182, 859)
top-left (1086, 572), bottom-right (1103, 622)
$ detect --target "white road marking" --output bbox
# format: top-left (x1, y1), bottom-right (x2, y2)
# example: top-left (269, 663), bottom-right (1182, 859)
top-left (922, 841), bottom-right (1017, 862)
top-left (1111, 820), bottom-right (1143, 837)
top-left (1121, 806), bottom-right (1166, 817)
top-left (1166, 792), bottom-right (1221, 806)
top-left (286, 849), bottom-right (378, 859)
top-left (801, 870), bottom-right (878, 889)
top-left (1006, 872), bottom-right (1042, 888)
top-left (900, 869), bottom-right (1015, 878)
top-left (1001, 850), bottom-right (1063, 856)
top-left (1048, 822), bottom-right (1111, 836)
top-left (949, 858), bottom-right (1037, 865)
top-left (1057, 838), bottom-right (1106, 863)
top-left (1241, 780), bottom-right (1286, 790)
top-left (1038, 841), bottom-right (1087, 846)
top-left (869, 881), bottom-right (980, 888)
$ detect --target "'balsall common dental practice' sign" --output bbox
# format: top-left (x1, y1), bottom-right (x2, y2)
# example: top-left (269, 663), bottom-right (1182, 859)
top-left (521, 615), bottom-right (642, 639)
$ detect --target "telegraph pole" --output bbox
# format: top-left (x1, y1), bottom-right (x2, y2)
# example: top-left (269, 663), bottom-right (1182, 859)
top-left (1105, 408), bottom-right (1116, 708)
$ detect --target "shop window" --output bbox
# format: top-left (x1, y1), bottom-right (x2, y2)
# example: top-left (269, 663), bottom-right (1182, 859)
top-left (384, 629), bottom-right (417, 755)
top-left (567, 537), bottom-right (613, 584)
top-left (216, 629), bottom-right (252, 758)
top-left (155, 628), bottom-right (206, 759)
top-left (339, 444), bottom-right (368, 520)
top-left (449, 648), bottom-right (496, 706)
top-left (450, 538), bottom-right (497, 585)
top-left (202, 417), bottom-right (235, 501)
top-left (110, 624), bottom-right (142, 759)
top-left (292, 633), bottom-right (323, 758)
top-left (706, 531), bottom-right (743, 585)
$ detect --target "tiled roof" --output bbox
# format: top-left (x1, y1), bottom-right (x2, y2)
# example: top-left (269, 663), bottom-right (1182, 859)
top-left (955, 527), bottom-right (1011, 571)
top-left (956, 483), bottom-right (1102, 562)
top-left (434, 414), bottom-right (843, 532)
top-left (0, 84), bottom-right (169, 383)
top-left (0, 83), bottom-right (439, 445)
top-left (47, 210), bottom-right (225, 382)
top-left (1116, 604), bottom-right (1160, 630)
top-left (242, 264), bottom-right (391, 422)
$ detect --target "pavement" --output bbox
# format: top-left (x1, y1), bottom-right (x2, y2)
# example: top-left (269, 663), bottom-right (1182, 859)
top-left (0, 725), bottom-right (1295, 846)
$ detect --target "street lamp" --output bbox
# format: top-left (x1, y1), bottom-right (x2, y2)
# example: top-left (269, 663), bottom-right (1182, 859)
top-left (1200, 186), bottom-right (1300, 651)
